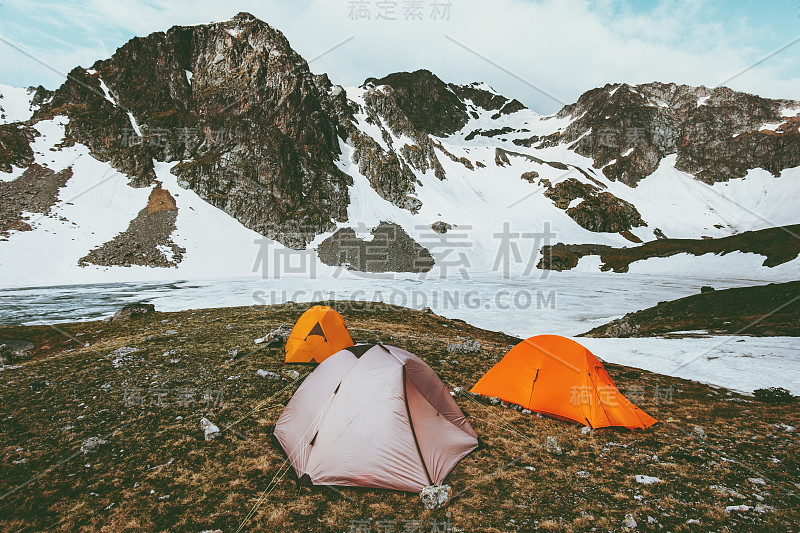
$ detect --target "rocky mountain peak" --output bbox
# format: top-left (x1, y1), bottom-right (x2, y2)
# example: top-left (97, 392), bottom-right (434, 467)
top-left (33, 14), bottom-right (352, 249)
top-left (553, 81), bottom-right (799, 186)
top-left (363, 69), bottom-right (470, 137)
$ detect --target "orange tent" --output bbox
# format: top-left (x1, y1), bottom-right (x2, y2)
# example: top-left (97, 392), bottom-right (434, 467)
top-left (470, 335), bottom-right (656, 430)
top-left (284, 306), bottom-right (354, 364)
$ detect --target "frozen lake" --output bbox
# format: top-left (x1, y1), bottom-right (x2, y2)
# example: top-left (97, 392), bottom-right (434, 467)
top-left (1, 270), bottom-right (798, 394)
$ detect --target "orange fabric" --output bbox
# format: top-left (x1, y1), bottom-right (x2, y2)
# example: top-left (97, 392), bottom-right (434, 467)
top-left (284, 306), bottom-right (354, 363)
top-left (470, 335), bottom-right (657, 430)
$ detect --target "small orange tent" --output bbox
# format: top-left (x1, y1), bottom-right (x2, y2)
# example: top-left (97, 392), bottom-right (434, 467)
top-left (284, 306), bottom-right (354, 364)
top-left (470, 335), bottom-right (656, 430)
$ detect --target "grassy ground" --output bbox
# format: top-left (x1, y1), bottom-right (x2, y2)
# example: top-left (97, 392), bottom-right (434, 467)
top-left (582, 281), bottom-right (800, 337)
top-left (0, 301), bottom-right (798, 532)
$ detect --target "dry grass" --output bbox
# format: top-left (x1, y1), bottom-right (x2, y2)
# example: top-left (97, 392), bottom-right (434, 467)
top-left (0, 300), bottom-right (797, 532)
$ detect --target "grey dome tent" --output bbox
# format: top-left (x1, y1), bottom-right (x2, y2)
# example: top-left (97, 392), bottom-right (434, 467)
top-left (274, 344), bottom-right (478, 492)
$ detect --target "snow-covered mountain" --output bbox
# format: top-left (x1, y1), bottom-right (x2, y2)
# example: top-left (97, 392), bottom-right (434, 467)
top-left (1, 12), bottom-right (799, 288)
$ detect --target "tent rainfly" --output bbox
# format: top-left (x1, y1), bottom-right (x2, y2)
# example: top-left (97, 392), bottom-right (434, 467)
top-left (284, 305), bottom-right (354, 364)
top-left (470, 335), bottom-right (657, 430)
top-left (275, 344), bottom-right (479, 492)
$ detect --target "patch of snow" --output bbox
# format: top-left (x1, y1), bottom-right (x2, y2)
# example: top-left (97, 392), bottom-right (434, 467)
top-left (156, 244), bottom-right (175, 263)
top-left (96, 78), bottom-right (118, 107)
top-left (635, 475), bottom-right (662, 484)
top-left (0, 84), bottom-right (37, 124)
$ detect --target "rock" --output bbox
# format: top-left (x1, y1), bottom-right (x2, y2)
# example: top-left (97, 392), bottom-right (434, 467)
top-left (700, 285), bottom-right (715, 293)
top-left (419, 484), bottom-right (451, 510)
top-left (691, 425), bottom-right (707, 440)
top-left (367, 70), bottom-right (469, 137)
top-left (725, 505), bottom-right (751, 513)
top-left (446, 337), bottom-right (481, 354)
top-left (541, 177), bottom-right (645, 233)
top-left (282, 370), bottom-right (300, 380)
top-left (317, 222), bottom-right (435, 273)
top-left (0, 340), bottom-right (35, 365)
top-left (521, 409), bottom-right (532, 415)
top-left (255, 324), bottom-right (292, 346)
top-left (78, 185), bottom-right (185, 268)
top-left (520, 170), bottom-right (539, 183)
top-left (200, 417), bottom-right (220, 441)
top-left (111, 303), bottom-right (155, 322)
top-left (546, 436), bottom-right (562, 455)
top-left (420, 306), bottom-right (434, 315)
top-left (488, 396), bottom-right (500, 406)
top-left (623, 514), bottom-right (637, 530)
top-left (81, 436), bottom-right (107, 454)
top-left (558, 82), bottom-right (800, 187)
top-left (430, 221), bottom-right (452, 234)
top-left (256, 370), bottom-right (281, 380)
top-left (577, 470), bottom-right (590, 478)
top-left (581, 426), bottom-right (592, 434)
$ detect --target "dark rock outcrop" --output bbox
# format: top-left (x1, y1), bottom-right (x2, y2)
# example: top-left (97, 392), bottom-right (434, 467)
top-left (317, 222), bottom-right (434, 273)
top-left (0, 340), bottom-right (35, 365)
top-left (449, 82), bottom-right (526, 118)
top-left (0, 164), bottom-right (73, 238)
top-left (539, 225), bottom-right (800, 272)
top-left (541, 178), bottom-right (645, 233)
top-left (0, 123), bottom-right (35, 173)
top-left (111, 303), bottom-right (155, 321)
top-left (537, 242), bottom-right (614, 271)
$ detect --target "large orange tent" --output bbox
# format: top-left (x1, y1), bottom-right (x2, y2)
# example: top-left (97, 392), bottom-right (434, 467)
top-left (470, 335), bottom-right (656, 430)
top-left (284, 306), bottom-right (354, 364)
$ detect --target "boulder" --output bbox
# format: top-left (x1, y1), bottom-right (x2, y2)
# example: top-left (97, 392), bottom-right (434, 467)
top-left (200, 417), bottom-right (220, 441)
top-left (546, 436), bottom-right (562, 455)
top-left (0, 340), bottom-right (34, 365)
top-left (111, 303), bottom-right (155, 322)
top-left (255, 324), bottom-right (292, 346)
top-left (691, 425), bottom-right (706, 440)
top-left (81, 436), bottom-right (107, 454)
top-left (446, 337), bottom-right (481, 354)
top-left (419, 484), bottom-right (451, 510)
top-left (430, 221), bottom-right (453, 234)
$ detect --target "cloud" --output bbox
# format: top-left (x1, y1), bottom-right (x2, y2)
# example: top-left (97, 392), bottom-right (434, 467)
top-left (1, 0), bottom-right (798, 114)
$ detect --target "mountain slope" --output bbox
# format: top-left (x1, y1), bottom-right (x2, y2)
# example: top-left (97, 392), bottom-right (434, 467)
top-left (1, 13), bottom-right (799, 287)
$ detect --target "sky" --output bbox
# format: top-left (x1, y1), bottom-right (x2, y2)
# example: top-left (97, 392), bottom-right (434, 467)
top-left (0, 0), bottom-right (798, 114)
